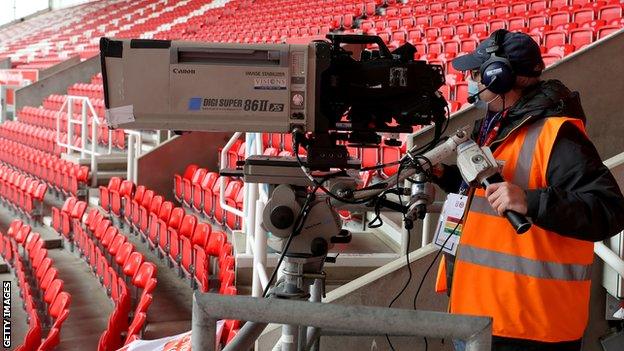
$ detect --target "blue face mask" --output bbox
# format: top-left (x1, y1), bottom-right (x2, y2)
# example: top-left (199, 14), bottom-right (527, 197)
top-left (468, 79), bottom-right (488, 110)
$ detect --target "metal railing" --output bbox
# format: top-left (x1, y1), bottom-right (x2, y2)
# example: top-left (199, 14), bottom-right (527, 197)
top-left (192, 292), bottom-right (493, 351)
top-left (125, 129), bottom-right (143, 184)
top-left (56, 95), bottom-right (112, 187)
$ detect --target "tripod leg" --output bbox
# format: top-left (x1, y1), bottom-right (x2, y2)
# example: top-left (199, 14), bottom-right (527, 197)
top-left (306, 279), bottom-right (323, 351)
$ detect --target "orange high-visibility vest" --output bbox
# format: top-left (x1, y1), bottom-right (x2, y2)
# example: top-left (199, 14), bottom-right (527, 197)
top-left (449, 117), bottom-right (594, 342)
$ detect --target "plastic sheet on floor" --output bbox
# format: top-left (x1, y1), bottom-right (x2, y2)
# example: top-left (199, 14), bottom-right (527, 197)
top-left (117, 320), bottom-right (224, 351)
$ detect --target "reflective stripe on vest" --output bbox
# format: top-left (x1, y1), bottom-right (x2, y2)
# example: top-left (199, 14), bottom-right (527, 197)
top-left (459, 244), bottom-right (592, 281)
top-left (450, 117), bottom-right (595, 343)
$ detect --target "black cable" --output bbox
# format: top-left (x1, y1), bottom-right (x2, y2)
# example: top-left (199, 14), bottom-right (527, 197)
top-left (385, 162), bottom-right (413, 351)
top-left (411, 190), bottom-right (471, 311)
top-left (294, 142), bottom-right (375, 205)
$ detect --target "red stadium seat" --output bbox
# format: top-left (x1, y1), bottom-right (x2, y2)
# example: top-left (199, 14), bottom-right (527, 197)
top-left (132, 262), bottom-right (157, 290)
top-left (168, 214), bottom-right (197, 265)
top-left (19, 315), bottom-right (42, 351)
top-left (134, 293), bottom-right (153, 316)
top-left (147, 200), bottom-right (172, 248)
top-left (597, 24), bottom-right (621, 38)
top-left (599, 4), bottom-right (623, 22)
top-left (193, 172), bottom-right (218, 212)
top-left (183, 168), bottom-right (207, 207)
top-left (38, 327), bottom-right (61, 351)
top-left (194, 248), bottom-right (210, 292)
top-left (52, 197), bottom-right (75, 233)
top-left (174, 164), bottom-right (199, 202)
top-left (122, 252), bottom-right (144, 279)
top-left (132, 189), bottom-right (155, 230)
top-left (108, 234), bottom-right (127, 257)
top-left (124, 312), bottom-right (147, 345)
top-left (124, 185), bottom-right (146, 224)
top-left (40, 267), bottom-right (58, 293)
top-left (569, 28), bottom-right (594, 48)
top-left (115, 242), bottom-right (135, 269)
top-left (100, 177), bottom-right (121, 212)
top-left (44, 278), bottom-right (64, 306)
top-left (543, 30), bottom-right (568, 48)
top-left (159, 207), bottom-right (184, 258)
top-left (181, 222), bottom-right (211, 278)
top-left (111, 180), bottom-right (135, 217)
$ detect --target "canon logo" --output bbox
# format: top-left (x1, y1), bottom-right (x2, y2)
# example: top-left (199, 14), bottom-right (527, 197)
top-left (173, 68), bottom-right (196, 74)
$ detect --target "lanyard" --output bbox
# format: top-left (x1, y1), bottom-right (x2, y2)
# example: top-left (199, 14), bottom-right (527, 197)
top-left (478, 109), bottom-right (508, 147)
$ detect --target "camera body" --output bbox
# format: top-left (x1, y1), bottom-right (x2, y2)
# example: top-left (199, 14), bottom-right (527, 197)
top-left (100, 35), bottom-right (446, 149)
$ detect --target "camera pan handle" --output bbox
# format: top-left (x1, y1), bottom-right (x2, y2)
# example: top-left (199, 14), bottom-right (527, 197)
top-left (325, 34), bottom-right (393, 59)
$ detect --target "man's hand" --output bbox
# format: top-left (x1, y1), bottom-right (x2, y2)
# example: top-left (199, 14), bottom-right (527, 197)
top-left (485, 182), bottom-right (528, 216)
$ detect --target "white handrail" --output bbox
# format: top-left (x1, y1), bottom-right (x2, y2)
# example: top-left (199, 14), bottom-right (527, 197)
top-left (595, 241), bottom-right (624, 278)
top-left (56, 95), bottom-right (112, 186)
top-left (55, 96), bottom-right (111, 156)
top-left (125, 129), bottom-right (143, 184)
top-left (252, 198), bottom-right (269, 297)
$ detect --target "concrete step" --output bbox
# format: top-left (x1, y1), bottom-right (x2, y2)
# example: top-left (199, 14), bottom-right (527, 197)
top-left (61, 152), bottom-right (128, 171)
top-left (47, 248), bottom-right (113, 350)
top-left (93, 170), bottom-right (128, 187)
top-left (0, 256), bottom-right (8, 273)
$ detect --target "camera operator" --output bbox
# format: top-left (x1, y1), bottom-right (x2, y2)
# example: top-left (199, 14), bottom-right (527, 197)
top-left (432, 29), bottom-right (624, 351)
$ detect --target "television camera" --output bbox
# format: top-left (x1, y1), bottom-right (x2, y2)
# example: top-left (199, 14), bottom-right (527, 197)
top-left (101, 34), bottom-right (529, 350)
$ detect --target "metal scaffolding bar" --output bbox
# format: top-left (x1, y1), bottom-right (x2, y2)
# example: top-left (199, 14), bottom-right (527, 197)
top-left (193, 292), bottom-right (492, 351)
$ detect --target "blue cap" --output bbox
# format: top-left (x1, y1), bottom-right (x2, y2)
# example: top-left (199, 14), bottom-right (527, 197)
top-left (452, 30), bottom-right (545, 77)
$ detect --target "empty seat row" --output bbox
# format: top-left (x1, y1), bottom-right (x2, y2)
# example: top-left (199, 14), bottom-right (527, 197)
top-left (67, 83), bottom-right (104, 100)
top-left (0, 120), bottom-right (79, 156)
top-left (173, 165), bottom-right (244, 230)
top-left (50, 198), bottom-right (157, 349)
top-left (0, 139), bottom-right (90, 198)
top-left (375, 1), bottom-right (623, 26)
top-left (0, 165), bottom-right (47, 222)
top-left (1, 0), bottom-right (194, 71)
top-left (98, 177), bottom-right (238, 298)
top-left (2, 220), bottom-right (71, 351)
top-left (43, 94), bottom-right (105, 118)
top-left (37, 80), bottom-right (126, 151)
top-left (92, 180), bottom-right (241, 346)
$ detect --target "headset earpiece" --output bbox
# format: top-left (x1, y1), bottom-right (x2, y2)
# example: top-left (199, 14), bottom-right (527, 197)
top-left (479, 29), bottom-right (516, 95)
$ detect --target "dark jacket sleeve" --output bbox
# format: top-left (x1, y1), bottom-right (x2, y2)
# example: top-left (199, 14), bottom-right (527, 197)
top-left (525, 122), bottom-right (624, 242)
top-left (433, 164), bottom-right (463, 194)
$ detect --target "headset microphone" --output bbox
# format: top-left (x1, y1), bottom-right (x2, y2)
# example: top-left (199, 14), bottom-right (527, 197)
top-left (467, 76), bottom-right (497, 104)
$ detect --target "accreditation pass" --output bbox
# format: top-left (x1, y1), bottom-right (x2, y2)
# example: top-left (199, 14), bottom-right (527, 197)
top-left (433, 193), bottom-right (467, 256)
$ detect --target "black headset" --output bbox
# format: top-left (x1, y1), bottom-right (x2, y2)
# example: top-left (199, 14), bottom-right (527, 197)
top-left (479, 29), bottom-right (516, 95)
